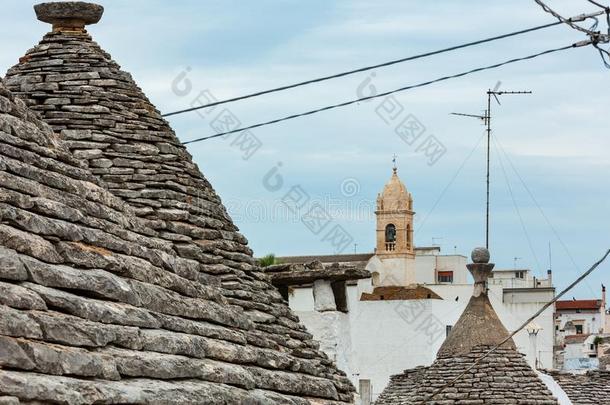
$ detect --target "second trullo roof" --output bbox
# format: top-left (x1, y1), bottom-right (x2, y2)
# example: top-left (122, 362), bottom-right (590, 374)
top-left (375, 248), bottom-right (559, 404)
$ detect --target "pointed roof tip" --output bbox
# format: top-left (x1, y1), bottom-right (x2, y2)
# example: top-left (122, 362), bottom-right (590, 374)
top-left (35, 2), bottom-right (104, 30)
top-left (436, 247), bottom-right (515, 358)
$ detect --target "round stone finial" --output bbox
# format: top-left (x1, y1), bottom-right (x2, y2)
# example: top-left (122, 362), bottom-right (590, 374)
top-left (34, 2), bottom-right (104, 31)
top-left (471, 247), bottom-right (490, 264)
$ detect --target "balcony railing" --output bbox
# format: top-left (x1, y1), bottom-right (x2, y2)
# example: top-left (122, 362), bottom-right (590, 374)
top-left (385, 242), bottom-right (396, 251)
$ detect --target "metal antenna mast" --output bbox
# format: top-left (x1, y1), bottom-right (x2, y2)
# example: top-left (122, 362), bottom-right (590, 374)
top-left (451, 87), bottom-right (531, 249)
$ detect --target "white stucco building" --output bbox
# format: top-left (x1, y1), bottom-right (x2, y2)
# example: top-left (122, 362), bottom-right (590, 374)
top-left (554, 287), bottom-right (609, 370)
top-left (277, 168), bottom-right (556, 402)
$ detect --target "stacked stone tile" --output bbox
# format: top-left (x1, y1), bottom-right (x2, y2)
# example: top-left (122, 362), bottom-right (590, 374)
top-left (0, 1), bottom-right (354, 403)
top-left (375, 248), bottom-right (559, 404)
top-left (544, 370), bottom-right (610, 404)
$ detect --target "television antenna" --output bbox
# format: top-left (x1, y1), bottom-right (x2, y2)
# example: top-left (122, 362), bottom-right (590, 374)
top-left (451, 85), bottom-right (531, 249)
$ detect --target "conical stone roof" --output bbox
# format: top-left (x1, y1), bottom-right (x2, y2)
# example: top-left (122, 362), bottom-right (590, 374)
top-left (1, 2), bottom-right (354, 403)
top-left (375, 248), bottom-right (558, 404)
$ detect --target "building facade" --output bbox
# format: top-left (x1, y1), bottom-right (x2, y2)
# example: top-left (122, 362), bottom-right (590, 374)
top-left (554, 287), bottom-right (609, 370)
top-left (278, 168), bottom-right (556, 402)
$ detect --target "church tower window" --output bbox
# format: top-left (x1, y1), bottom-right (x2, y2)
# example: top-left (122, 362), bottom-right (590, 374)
top-left (385, 224), bottom-right (396, 251)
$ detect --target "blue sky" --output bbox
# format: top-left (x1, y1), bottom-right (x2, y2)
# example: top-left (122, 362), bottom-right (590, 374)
top-left (1, 0), bottom-right (608, 298)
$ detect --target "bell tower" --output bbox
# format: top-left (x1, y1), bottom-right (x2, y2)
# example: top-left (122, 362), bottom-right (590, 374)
top-left (375, 166), bottom-right (414, 258)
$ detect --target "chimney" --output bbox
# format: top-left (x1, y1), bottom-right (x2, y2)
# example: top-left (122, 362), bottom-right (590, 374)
top-left (34, 2), bottom-right (103, 32)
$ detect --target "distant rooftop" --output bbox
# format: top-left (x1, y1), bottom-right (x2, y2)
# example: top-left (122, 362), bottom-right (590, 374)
top-left (556, 299), bottom-right (602, 311)
top-left (276, 252), bottom-right (374, 264)
top-left (276, 246), bottom-right (465, 265)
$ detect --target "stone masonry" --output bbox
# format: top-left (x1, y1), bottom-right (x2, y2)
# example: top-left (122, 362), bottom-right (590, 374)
top-left (374, 249), bottom-right (559, 404)
top-left (0, 2), bottom-right (354, 404)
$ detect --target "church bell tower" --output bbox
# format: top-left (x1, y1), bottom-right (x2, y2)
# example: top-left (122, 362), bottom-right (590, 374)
top-left (375, 166), bottom-right (414, 258)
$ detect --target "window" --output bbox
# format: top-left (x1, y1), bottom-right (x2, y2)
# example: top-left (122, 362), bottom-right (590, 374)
top-left (515, 271), bottom-right (525, 279)
top-left (359, 380), bottom-right (372, 404)
top-left (446, 325), bottom-right (452, 337)
top-left (438, 271), bottom-right (453, 283)
top-left (385, 224), bottom-right (397, 251)
top-left (371, 272), bottom-right (380, 286)
top-left (385, 224), bottom-right (396, 242)
top-left (575, 325), bottom-right (583, 334)
top-left (331, 281), bottom-right (348, 313)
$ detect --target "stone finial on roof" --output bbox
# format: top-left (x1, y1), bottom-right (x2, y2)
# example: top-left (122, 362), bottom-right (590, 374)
top-left (469, 246), bottom-right (493, 297)
top-left (436, 247), bottom-right (516, 358)
top-left (34, 2), bottom-right (103, 32)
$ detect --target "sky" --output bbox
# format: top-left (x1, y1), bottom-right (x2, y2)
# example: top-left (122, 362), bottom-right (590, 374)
top-left (1, 0), bottom-right (608, 298)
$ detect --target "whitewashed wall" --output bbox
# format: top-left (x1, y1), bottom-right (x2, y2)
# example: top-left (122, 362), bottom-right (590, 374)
top-left (291, 279), bottom-right (555, 401)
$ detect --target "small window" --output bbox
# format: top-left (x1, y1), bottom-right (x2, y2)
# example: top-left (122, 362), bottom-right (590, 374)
top-left (446, 325), bottom-right (452, 337)
top-left (385, 224), bottom-right (396, 243)
top-left (575, 325), bottom-right (583, 334)
top-left (438, 271), bottom-right (453, 283)
top-left (331, 281), bottom-right (348, 313)
top-left (515, 271), bottom-right (525, 279)
top-left (372, 272), bottom-right (380, 286)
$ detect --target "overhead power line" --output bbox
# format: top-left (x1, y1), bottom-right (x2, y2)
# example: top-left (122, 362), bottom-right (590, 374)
top-left (420, 247), bottom-right (610, 404)
top-left (534, 0), bottom-right (610, 66)
top-left (163, 12), bottom-right (605, 118)
top-left (535, 0), bottom-right (606, 36)
top-left (182, 41), bottom-right (588, 145)
top-left (586, 0), bottom-right (609, 10)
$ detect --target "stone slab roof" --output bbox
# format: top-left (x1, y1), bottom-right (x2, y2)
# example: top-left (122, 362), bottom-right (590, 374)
top-left (263, 262), bottom-right (370, 286)
top-left (544, 370), bottom-right (610, 405)
top-left (374, 250), bottom-right (558, 404)
top-left (0, 2), bottom-right (355, 403)
top-left (277, 253), bottom-right (375, 266)
top-left (0, 76), bottom-right (352, 404)
top-left (376, 347), bottom-right (558, 405)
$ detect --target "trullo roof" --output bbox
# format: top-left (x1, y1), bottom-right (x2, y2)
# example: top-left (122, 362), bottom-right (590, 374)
top-left (0, 2), bottom-right (354, 403)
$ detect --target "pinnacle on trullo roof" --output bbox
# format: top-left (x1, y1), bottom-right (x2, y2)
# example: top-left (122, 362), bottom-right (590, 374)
top-left (0, 2), bottom-right (355, 403)
top-left (375, 248), bottom-right (559, 404)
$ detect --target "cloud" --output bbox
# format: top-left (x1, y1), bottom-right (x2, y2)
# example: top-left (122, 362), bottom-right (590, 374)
top-left (2, 0), bottom-right (608, 297)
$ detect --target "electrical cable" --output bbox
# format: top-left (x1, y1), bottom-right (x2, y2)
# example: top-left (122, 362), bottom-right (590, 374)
top-left (535, 0), bottom-right (603, 35)
top-left (534, 0), bottom-right (610, 67)
top-left (182, 43), bottom-right (583, 145)
top-left (163, 12), bottom-right (605, 118)
top-left (494, 136), bottom-right (597, 296)
top-left (419, 247), bottom-right (610, 403)
top-left (492, 136), bottom-right (543, 275)
top-left (416, 130), bottom-right (486, 234)
top-left (585, 0), bottom-right (609, 11)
